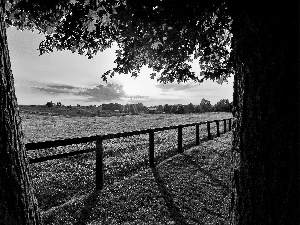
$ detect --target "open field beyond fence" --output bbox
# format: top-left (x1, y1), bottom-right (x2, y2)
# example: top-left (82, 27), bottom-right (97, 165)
top-left (20, 112), bottom-right (232, 211)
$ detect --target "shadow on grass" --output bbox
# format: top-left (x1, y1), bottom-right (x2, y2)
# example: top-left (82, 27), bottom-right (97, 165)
top-left (184, 154), bottom-right (230, 223)
top-left (72, 191), bottom-right (103, 225)
top-left (151, 152), bottom-right (230, 224)
top-left (181, 152), bottom-right (230, 196)
top-left (36, 133), bottom-right (229, 214)
top-left (151, 167), bottom-right (190, 225)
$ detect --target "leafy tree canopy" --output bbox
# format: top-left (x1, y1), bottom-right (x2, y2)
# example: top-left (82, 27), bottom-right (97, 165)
top-left (213, 98), bottom-right (231, 112)
top-left (5, 0), bottom-right (233, 84)
top-left (199, 98), bottom-right (212, 112)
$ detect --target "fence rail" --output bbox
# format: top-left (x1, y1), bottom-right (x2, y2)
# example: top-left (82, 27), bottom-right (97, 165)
top-left (26, 118), bottom-right (233, 190)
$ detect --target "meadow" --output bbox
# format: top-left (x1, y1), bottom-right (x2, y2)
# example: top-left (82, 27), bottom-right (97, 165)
top-left (20, 112), bottom-right (232, 212)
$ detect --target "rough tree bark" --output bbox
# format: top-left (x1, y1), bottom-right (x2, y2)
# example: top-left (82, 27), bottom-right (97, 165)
top-left (229, 2), bottom-right (299, 225)
top-left (0, 2), bottom-right (41, 224)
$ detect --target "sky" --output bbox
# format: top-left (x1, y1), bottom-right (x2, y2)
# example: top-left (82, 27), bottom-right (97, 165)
top-left (7, 27), bottom-right (233, 107)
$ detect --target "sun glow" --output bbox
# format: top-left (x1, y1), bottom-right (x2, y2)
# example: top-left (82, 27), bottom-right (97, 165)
top-left (111, 67), bottom-right (160, 98)
top-left (123, 81), bottom-right (143, 96)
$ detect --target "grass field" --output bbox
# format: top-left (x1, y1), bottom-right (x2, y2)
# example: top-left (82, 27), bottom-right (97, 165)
top-left (20, 111), bottom-right (232, 213)
top-left (20, 105), bottom-right (103, 117)
top-left (42, 132), bottom-right (232, 225)
top-left (21, 112), bottom-right (231, 143)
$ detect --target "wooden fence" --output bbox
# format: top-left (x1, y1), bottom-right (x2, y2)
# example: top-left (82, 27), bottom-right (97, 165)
top-left (26, 118), bottom-right (233, 190)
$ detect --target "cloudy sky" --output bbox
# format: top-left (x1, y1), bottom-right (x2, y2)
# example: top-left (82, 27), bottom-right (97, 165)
top-left (7, 27), bottom-right (233, 107)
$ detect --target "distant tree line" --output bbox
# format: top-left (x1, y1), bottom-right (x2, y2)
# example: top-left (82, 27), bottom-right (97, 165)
top-left (101, 103), bottom-right (148, 113)
top-left (45, 98), bottom-right (232, 114)
top-left (160, 99), bottom-right (232, 114)
top-left (99, 98), bottom-right (232, 114)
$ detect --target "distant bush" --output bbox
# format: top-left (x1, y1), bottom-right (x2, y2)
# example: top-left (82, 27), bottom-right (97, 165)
top-left (173, 105), bottom-right (185, 114)
top-left (46, 102), bottom-right (54, 107)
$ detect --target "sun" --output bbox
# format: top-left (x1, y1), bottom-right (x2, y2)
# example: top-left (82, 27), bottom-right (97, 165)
top-left (123, 82), bottom-right (142, 96)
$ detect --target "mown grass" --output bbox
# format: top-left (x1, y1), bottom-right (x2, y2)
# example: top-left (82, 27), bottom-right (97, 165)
top-left (20, 105), bottom-right (102, 117)
top-left (21, 112), bottom-right (231, 142)
top-left (41, 132), bottom-right (232, 225)
top-left (28, 122), bottom-right (223, 211)
top-left (21, 112), bottom-right (232, 213)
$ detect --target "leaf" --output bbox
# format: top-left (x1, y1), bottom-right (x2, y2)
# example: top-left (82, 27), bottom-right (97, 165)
top-left (112, 6), bottom-right (117, 15)
top-left (5, 2), bottom-right (12, 11)
top-left (110, 71), bottom-right (115, 78)
top-left (84, 0), bottom-right (90, 7)
top-left (79, 42), bottom-right (84, 49)
top-left (87, 19), bottom-right (97, 32)
top-left (150, 73), bottom-right (156, 79)
top-left (88, 10), bottom-right (98, 20)
top-left (46, 25), bottom-right (55, 34)
top-left (151, 41), bottom-right (163, 50)
top-left (69, 0), bottom-right (78, 5)
top-left (216, 75), bottom-right (224, 84)
top-left (100, 13), bottom-right (111, 27)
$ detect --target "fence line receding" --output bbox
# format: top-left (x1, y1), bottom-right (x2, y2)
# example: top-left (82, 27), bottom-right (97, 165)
top-left (26, 118), bottom-right (233, 190)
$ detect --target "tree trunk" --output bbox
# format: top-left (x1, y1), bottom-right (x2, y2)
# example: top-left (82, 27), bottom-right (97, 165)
top-left (229, 2), bottom-right (299, 225)
top-left (0, 2), bottom-right (41, 224)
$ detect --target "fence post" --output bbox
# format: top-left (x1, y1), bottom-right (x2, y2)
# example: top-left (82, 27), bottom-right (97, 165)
top-left (224, 119), bottom-right (227, 134)
top-left (149, 130), bottom-right (155, 167)
top-left (196, 124), bottom-right (200, 145)
top-left (96, 136), bottom-right (104, 190)
top-left (178, 125), bottom-right (183, 153)
top-left (207, 121), bottom-right (212, 140)
top-left (229, 118), bottom-right (232, 131)
top-left (216, 120), bottom-right (220, 137)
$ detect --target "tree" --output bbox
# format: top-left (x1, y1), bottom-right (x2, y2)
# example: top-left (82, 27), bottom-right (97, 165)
top-left (156, 105), bottom-right (163, 113)
top-left (175, 104), bottom-right (185, 114)
top-left (227, 3), bottom-right (298, 224)
top-left (169, 105), bottom-right (177, 114)
top-left (0, 3), bottom-right (40, 224)
top-left (199, 98), bottom-right (212, 112)
top-left (36, 0), bottom-right (233, 84)
top-left (136, 103), bottom-right (147, 113)
top-left (102, 103), bottom-right (122, 111)
top-left (186, 103), bottom-right (195, 114)
top-left (163, 104), bottom-right (171, 113)
top-left (213, 99), bottom-right (231, 112)
top-left (194, 104), bottom-right (201, 113)
top-left (1, 0), bottom-right (298, 224)
top-left (46, 101), bottom-right (54, 107)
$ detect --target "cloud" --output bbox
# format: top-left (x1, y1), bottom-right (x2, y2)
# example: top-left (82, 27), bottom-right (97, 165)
top-left (48, 84), bottom-right (77, 90)
top-left (35, 84), bottom-right (77, 95)
top-left (124, 95), bottom-right (149, 100)
top-left (155, 82), bottom-right (199, 92)
top-left (75, 83), bottom-right (127, 102)
top-left (33, 82), bottom-right (128, 102)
